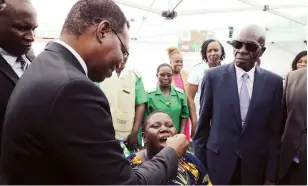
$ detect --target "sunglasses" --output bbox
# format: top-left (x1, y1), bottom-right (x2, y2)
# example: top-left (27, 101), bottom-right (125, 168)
top-left (231, 40), bottom-right (263, 52)
top-left (110, 27), bottom-right (129, 59)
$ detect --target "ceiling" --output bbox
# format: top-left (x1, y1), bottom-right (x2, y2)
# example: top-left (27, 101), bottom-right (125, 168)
top-left (32, 0), bottom-right (307, 43)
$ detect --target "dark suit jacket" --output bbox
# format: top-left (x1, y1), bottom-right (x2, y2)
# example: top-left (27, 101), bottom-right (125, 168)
top-left (193, 63), bottom-right (284, 184)
top-left (279, 67), bottom-right (307, 179)
top-left (0, 52), bottom-right (34, 152)
top-left (1, 42), bottom-right (178, 185)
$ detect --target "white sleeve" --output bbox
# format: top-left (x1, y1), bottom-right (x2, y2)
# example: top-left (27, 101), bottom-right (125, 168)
top-left (187, 67), bottom-right (201, 85)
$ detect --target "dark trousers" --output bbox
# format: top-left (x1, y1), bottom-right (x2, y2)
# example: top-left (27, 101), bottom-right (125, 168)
top-left (0, 161), bottom-right (6, 185)
top-left (229, 158), bottom-right (242, 185)
top-left (279, 162), bottom-right (307, 185)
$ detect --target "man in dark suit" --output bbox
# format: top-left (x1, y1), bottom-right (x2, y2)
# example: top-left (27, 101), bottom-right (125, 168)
top-left (193, 25), bottom-right (284, 185)
top-left (1, 0), bottom-right (188, 184)
top-left (279, 67), bottom-right (307, 185)
top-left (0, 0), bottom-right (37, 150)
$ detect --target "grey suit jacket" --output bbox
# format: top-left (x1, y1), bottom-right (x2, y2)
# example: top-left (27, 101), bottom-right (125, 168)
top-left (279, 67), bottom-right (307, 179)
top-left (1, 42), bottom-right (178, 184)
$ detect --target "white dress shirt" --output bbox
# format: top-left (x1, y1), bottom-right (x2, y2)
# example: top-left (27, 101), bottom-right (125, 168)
top-left (187, 62), bottom-right (210, 119)
top-left (0, 48), bottom-right (31, 77)
top-left (235, 64), bottom-right (256, 98)
top-left (53, 40), bottom-right (88, 77)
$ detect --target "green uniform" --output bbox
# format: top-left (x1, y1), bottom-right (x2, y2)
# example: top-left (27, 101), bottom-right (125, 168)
top-left (132, 71), bottom-right (147, 149)
top-left (134, 71), bottom-right (148, 106)
top-left (146, 86), bottom-right (189, 132)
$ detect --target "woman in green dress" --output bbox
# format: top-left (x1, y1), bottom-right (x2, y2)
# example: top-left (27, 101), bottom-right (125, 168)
top-left (146, 63), bottom-right (189, 134)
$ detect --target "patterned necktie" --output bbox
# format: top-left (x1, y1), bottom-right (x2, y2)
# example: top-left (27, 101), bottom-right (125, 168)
top-left (240, 73), bottom-right (250, 125)
top-left (16, 56), bottom-right (29, 71)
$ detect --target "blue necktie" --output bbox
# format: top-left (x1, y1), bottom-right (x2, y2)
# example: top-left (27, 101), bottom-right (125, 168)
top-left (16, 56), bottom-right (29, 71)
top-left (240, 73), bottom-right (250, 126)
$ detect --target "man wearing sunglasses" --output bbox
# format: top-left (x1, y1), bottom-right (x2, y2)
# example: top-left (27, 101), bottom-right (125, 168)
top-left (1, 0), bottom-right (188, 185)
top-left (194, 25), bottom-right (283, 185)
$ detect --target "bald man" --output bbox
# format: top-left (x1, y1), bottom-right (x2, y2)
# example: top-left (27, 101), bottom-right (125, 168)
top-left (193, 25), bottom-right (283, 184)
top-left (0, 0), bottom-right (37, 153)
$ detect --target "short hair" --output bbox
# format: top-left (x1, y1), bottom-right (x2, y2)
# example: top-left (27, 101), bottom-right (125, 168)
top-left (142, 110), bottom-right (171, 132)
top-left (200, 39), bottom-right (226, 62)
top-left (167, 47), bottom-right (180, 58)
top-left (292, 50), bottom-right (307, 71)
top-left (156, 63), bottom-right (172, 74)
top-left (61, 0), bottom-right (129, 36)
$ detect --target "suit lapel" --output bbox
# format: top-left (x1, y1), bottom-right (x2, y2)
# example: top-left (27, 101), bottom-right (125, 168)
top-left (224, 63), bottom-right (242, 130)
top-left (242, 67), bottom-right (265, 133)
top-left (0, 54), bottom-right (19, 84)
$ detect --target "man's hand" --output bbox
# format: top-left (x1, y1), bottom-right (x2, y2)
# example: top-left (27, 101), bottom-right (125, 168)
top-left (126, 132), bottom-right (139, 151)
top-left (166, 134), bottom-right (189, 158)
top-left (264, 180), bottom-right (275, 185)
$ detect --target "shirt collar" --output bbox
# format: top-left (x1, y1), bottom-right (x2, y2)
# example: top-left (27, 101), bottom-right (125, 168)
top-left (234, 63), bottom-right (255, 82)
top-left (155, 86), bottom-right (177, 96)
top-left (53, 40), bottom-right (88, 76)
top-left (0, 48), bottom-right (18, 66)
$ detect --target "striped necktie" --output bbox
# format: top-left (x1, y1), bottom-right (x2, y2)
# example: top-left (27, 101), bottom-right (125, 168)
top-left (16, 56), bottom-right (29, 71)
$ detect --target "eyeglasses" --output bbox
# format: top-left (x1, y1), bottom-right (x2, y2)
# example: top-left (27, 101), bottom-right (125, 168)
top-left (231, 40), bottom-right (264, 52)
top-left (110, 26), bottom-right (129, 58)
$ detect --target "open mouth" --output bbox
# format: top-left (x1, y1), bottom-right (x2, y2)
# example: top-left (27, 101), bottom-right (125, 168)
top-left (159, 135), bottom-right (171, 143)
top-left (159, 137), bottom-right (168, 143)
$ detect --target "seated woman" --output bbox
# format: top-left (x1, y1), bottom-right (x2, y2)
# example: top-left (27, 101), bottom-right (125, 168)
top-left (128, 111), bottom-right (211, 185)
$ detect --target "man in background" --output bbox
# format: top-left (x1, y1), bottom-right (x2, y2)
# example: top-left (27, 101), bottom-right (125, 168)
top-left (99, 56), bottom-right (147, 151)
top-left (279, 67), bottom-right (307, 185)
top-left (0, 0), bottom-right (37, 150)
top-left (1, 0), bottom-right (188, 184)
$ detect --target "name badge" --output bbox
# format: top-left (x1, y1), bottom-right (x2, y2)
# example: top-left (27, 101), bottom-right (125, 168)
top-left (123, 90), bottom-right (130, 94)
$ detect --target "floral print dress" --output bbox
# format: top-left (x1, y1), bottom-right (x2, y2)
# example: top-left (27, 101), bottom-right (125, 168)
top-left (127, 151), bottom-right (211, 185)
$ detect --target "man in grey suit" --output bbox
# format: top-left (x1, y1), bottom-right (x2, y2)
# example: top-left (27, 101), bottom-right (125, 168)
top-left (279, 67), bottom-right (307, 185)
top-left (1, 0), bottom-right (188, 184)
